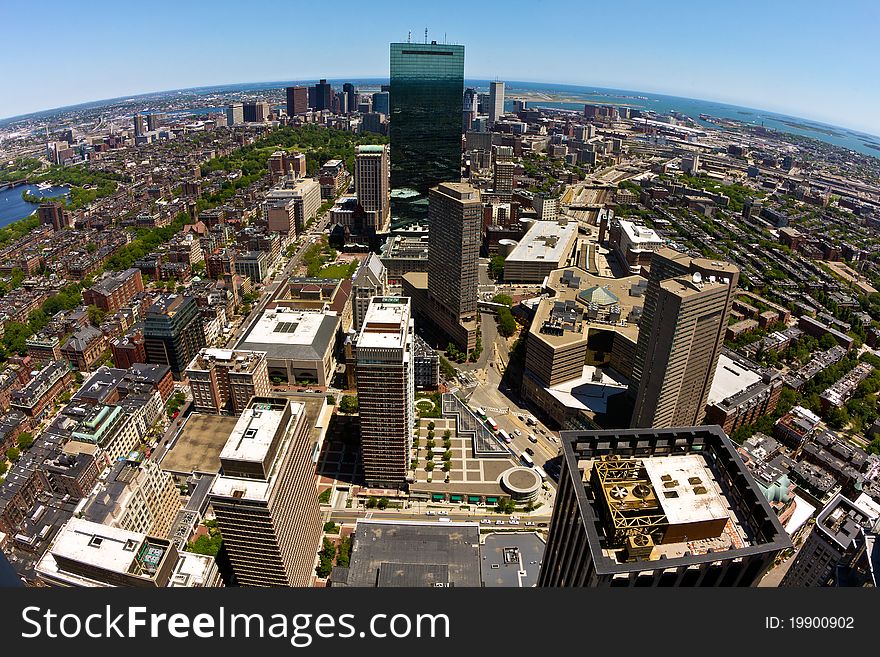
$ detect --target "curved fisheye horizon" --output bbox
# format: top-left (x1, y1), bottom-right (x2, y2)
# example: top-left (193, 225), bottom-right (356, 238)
top-left (4, 75), bottom-right (879, 143)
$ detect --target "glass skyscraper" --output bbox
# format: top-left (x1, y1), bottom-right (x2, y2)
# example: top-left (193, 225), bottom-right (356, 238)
top-left (389, 42), bottom-right (464, 223)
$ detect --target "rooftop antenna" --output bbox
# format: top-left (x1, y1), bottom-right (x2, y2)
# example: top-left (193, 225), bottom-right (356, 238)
top-left (407, 30), bottom-right (411, 43)
top-left (425, 27), bottom-right (428, 44)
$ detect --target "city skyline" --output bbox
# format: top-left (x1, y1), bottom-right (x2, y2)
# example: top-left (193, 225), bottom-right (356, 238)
top-left (1, 0), bottom-right (879, 136)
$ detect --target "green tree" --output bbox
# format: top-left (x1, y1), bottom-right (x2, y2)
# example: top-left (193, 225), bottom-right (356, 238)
top-left (316, 538), bottom-right (336, 578)
top-left (495, 498), bottom-right (516, 514)
top-left (87, 304), bottom-right (107, 325)
top-left (0, 460), bottom-right (7, 476)
top-left (425, 461), bottom-right (435, 472)
top-left (339, 395), bottom-right (358, 413)
top-left (427, 421), bottom-right (435, 431)
top-left (492, 294), bottom-right (513, 307)
top-left (5, 447), bottom-right (20, 462)
top-left (489, 255), bottom-right (506, 279)
top-left (17, 432), bottom-right (34, 450)
top-left (323, 521), bottom-right (339, 534)
top-left (365, 497), bottom-right (378, 509)
top-left (377, 497), bottom-right (389, 510)
top-left (497, 307), bottom-right (517, 337)
top-left (318, 489), bottom-right (332, 504)
top-left (336, 536), bottom-right (352, 568)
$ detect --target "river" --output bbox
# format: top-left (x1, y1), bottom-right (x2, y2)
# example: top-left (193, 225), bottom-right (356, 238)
top-left (0, 184), bottom-right (71, 228)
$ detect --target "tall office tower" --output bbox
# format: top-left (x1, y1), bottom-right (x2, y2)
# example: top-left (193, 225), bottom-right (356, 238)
top-left (538, 427), bottom-right (790, 587)
top-left (462, 87), bottom-right (477, 132)
top-left (357, 98), bottom-right (372, 114)
top-left (311, 79), bottom-right (333, 111)
top-left (146, 113), bottom-right (166, 131)
top-left (38, 202), bottom-right (71, 231)
top-left (356, 297), bottom-right (415, 488)
top-left (781, 494), bottom-right (880, 587)
top-left (143, 295), bottom-right (206, 379)
top-left (286, 86), bottom-right (308, 116)
top-left (133, 113), bottom-right (146, 136)
top-left (389, 41), bottom-right (465, 222)
top-left (355, 144), bottom-right (391, 234)
top-left (208, 397), bottom-right (321, 587)
top-left (630, 249), bottom-right (713, 394)
top-left (343, 82), bottom-right (357, 114)
top-left (488, 80), bottom-right (505, 125)
top-left (372, 91), bottom-right (390, 116)
top-left (427, 182), bottom-right (481, 321)
top-left (186, 348), bottom-right (271, 414)
top-left (243, 101), bottom-right (271, 123)
top-left (351, 253), bottom-right (388, 332)
top-left (226, 102), bottom-right (244, 126)
top-left (630, 251), bottom-right (739, 429)
top-left (336, 91), bottom-right (348, 115)
top-left (492, 145), bottom-right (515, 199)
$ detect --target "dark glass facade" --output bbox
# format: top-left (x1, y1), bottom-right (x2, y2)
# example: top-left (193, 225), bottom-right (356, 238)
top-left (143, 295), bottom-right (206, 379)
top-left (389, 42), bottom-right (464, 223)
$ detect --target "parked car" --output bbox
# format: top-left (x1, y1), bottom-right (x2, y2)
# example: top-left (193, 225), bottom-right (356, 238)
top-left (481, 519), bottom-right (492, 524)
top-left (525, 447), bottom-right (535, 456)
top-left (425, 511), bottom-right (435, 516)
top-left (495, 520), bottom-right (505, 525)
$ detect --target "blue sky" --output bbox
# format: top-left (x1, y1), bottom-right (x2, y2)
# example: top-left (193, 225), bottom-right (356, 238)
top-left (2, 0), bottom-right (878, 135)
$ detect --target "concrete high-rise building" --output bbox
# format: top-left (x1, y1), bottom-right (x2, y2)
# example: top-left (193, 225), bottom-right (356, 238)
top-left (133, 113), bottom-right (146, 136)
top-left (390, 41), bottom-right (465, 221)
top-left (186, 348), bottom-right (271, 415)
top-left (356, 297), bottom-right (415, 488)
top-left (208, 397), bottom-right (321, 587)
top-left (492, 149), bottom-right (515, 200)
top-left (462, 87), bottom-right (477, 132)
top-left (355, 144), bottom-right (391, 234)
top-left (143, 295), bottom-right (206, 379)
top-left (780, 494), bottom-right (880, 587)
top-left (226, 103), bottom-right (244, 126)
top-left (402, 182), bottom-right (480, 352)
top-left (488, 80), bottom-right (505, 125)
top-left (264, 197), bottom-right (298, 239)
top-left (351, 254), bottom-right (388, 331)
top-left (146, 113), bottom-right (166, 131)
top-left (311, 79), bottom-right (333, 111)
top-left (427, 182), bottom-right (481, 321)
top-left (38, 202), bottom-right (72, 231)
top-left (286, 86), bottom-right (308, 116)
top-left (539, 427), bottom-right (790, 587)
top-left (630, 251), bottom-right (739, 429)
top-left (243, 101), bottom-right (271, 123)
top-left (371, 91), bottom-right (390, 116)
top-left (343, 83), bottom-right (357, 114)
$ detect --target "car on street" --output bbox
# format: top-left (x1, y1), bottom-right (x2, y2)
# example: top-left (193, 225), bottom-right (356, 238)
top-left (425, 511), bottom-right (435, 516)
top-left (514, 429), bottom-right (522, 436)
top-left (509, 519), bottom-right (520, 525)
top-left (481, 519), bottom-right (492, 524)
top-left (525, 521), bottom-right (536, 526)
top-left (495, 520), bottom-right (505, 525)
top-left (528, 434), bottom-right (538, 443)
top-left (438, 510), bottom-right (449, 515)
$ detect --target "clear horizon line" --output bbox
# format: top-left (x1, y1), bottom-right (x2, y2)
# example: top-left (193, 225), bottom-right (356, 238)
top-left (1, 75), bottom-right (877, 141)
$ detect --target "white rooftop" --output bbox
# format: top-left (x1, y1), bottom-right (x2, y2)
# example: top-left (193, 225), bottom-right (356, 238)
top-left (542, 366), bottom-right (628, 414)
top-left (506, 220), bottom-right (577, 264)
top-left (358, 298), bottom-right (411, 349)
top-left (219, 400), bottom-right (301, 464)
top-left (618, 219), bottom-right (662, 245)
top-left (707, 353), bottom-right (763, 405)
top-left (243, 309), bottom-right (331, 346)
top-left (643, 455), bottom-right (730, 526)
top-left (41, 518), bottom-right (153, 576)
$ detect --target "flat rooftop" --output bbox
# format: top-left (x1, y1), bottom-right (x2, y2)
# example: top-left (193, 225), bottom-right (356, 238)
top-left (358, 297), bottom-right (411, 349)
top-left (40, 518), bottom-right (164, 578)
top-left (160, 414), bottom-right (240, 475)
top-left (333, 520), bottom-right (482, 587)
top-left (238, 308), bottom-right (338, 360)
top-left (506, 219), bottom-right (578, 264)
top-left (541, 365), bottom-right (629, 414)
top-left (618, 219), bottom-right (662, 245)
top-left (707, 353), bottom-right (764, 405)
top-left (220, 400), bottom-right (296, 464)
top-left (560, 426), bottom-right (791, 574)
top-left (642, 455), bottom-right (730, 526)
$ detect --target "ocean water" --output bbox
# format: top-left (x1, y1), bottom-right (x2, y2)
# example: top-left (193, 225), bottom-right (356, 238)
top-left (0, 184), bottom-right (70, 228)
top-left (494, 81), bottom-right (880, 156)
